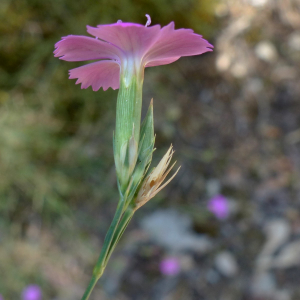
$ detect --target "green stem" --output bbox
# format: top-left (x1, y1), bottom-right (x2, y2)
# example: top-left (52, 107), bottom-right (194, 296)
top-left (80, 199), bottom-right (125, 300)
top-left (81, 275), bottom-right (98, 300)
top-left (104, 207), bottom-right (135, 265)
top-left (93, 200), bottom-right (124, 275)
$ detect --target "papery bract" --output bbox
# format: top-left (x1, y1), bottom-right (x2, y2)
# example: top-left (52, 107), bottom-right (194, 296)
top-left (134, 145), bottom-right (180, 210)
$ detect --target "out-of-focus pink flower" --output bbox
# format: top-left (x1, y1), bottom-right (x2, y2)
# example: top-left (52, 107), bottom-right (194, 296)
top-left (160, 257), bottom-right (181, 276)
top-left (22, 285), bottom-right (42, 300)
top-left (0, 294), bottom-right (4, 300)
top-left (207, 194), bottom-right (230, 220)
top-left (54, 15), bottom-right (213, 91)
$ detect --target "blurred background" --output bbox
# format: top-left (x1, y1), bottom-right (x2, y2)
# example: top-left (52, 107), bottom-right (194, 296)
top-left (1, 0), bottom-right (300, 299)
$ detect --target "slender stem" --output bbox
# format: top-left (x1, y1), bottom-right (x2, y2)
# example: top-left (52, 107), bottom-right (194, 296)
top-left (93, 199), bottom-right (124, 275)
top-left (104, 207), bottom-right (135, 265)
top-left (80, 199), bottom-right (125, 300)
top-left (81, 275), bottom-right (99, 300)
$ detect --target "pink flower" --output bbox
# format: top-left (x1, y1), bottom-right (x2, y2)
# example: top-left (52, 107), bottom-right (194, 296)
top-left (0, 294), bottom-right (4, 300)
top-left (159, 257), bottom-right (181, 276)
top-left (54, 15), bottom-right (213, 91)
top-left (207, 194), bottom-right (230, 220)
top-left (22, 285), bottom-right (42, 300)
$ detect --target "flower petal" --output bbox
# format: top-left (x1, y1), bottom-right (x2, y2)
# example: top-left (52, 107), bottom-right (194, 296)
top-left (87, 23), bottom-right (161, 58)
top-left (54, 35), bottom-right (122, 61)
top-left (144, 22), bottom-right (213, 65)
top-left (69, 60), bottom-right (120, 91)
top-left (145, 56), bottom-right (180, 67)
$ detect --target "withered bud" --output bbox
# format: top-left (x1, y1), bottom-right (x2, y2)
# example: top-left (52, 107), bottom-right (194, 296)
top-left (134, 145), bottom-right (180, 211)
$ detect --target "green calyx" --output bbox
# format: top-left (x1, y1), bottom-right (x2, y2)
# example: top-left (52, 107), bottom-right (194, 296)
top-left (114, 98), bottom-right (155, 202)
top-left (114, 70), bottom-right (143, 192)
top-left (128, 99), bottom-right (155, 200)
top-left (139, 98), bottom-right (154, 164)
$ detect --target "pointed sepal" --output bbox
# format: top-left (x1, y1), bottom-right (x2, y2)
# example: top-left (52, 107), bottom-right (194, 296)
top-left (139, 99), bottom-right (155, 164)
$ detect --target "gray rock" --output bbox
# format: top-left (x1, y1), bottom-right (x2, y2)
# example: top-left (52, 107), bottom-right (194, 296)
top-left (255, 41), bottom-right (278, 63)
top-left (256, 219), bottom-right (291, 272)
top-left (251, 272), bottom-right (276, 297)
top-left (215, 251), bottom-right (239, 277)
top-left (141, 209), bottom-right (212, 252)
top-left (273, 240), bottom-right (300, 268)
top-left (288, 32), bottom-right (300, 51)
